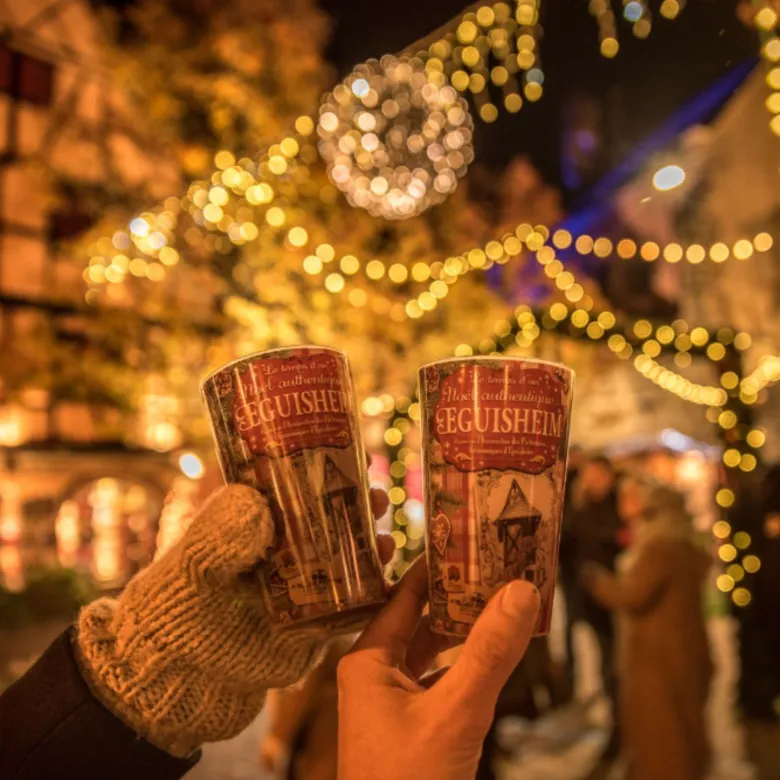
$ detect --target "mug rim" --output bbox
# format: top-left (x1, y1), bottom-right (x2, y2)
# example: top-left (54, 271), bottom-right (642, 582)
top-left (419, 354), bottom-right (575, 377)
top-left (201, 344), bottom-right (346, 387)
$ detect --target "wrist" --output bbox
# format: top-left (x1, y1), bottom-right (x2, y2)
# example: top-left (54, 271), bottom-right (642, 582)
top-left (72, 484), bottom-right (326, 758)
top-left (73, 555), bottom-right (319, 757)
top-left (74, 557), bottom-right (269, 759)
top-left (75, 597), bottom-right (209, 758)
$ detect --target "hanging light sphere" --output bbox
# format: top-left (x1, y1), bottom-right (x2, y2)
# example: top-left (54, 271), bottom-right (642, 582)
top-left (317, 55), bottom-right (474, 219)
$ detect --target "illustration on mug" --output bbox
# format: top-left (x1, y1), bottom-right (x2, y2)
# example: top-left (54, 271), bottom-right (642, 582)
top-left (421, 358), bottom-right (573, 637)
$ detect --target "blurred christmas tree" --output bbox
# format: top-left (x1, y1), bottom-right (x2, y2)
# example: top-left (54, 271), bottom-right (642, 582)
top-left (38, 0), bottom-right (334, 446)
top-left (106, 0), bottom-right (332, 176)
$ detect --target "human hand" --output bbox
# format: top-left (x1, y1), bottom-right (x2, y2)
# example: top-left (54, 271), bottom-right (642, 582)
top-left (337, 557), bottom-right (540, 780)
top-left (76, 484), bottom-right (393, 757)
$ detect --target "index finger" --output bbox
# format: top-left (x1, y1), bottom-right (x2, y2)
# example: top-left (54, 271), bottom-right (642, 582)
top-left (351, 555), bottom-right (429, 665)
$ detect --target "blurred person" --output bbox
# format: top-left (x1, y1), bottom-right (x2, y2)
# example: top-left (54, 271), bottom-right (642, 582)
top-left (737, 466), bottom-right (780, 780)
top-left (475, 636), bottom-right (567, 780)
top-left (566, 454), bottom-right (624, 762)
top-left (583, 476), bottom-right (713, 780)
top-left (0, 483), bottom-right (541, 780)
top-left (260, 637), bottom-right (352, 780)
top-left (727, 467), bottom-right (780, 722)
top-left (338, 557), bottom-right (540, 780)
top-left (557, 444), bottom-right (584, 698)
top-left (757, 466), bottom-right (780, 717)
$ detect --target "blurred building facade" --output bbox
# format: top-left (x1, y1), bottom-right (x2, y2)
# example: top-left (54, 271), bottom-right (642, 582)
top-left (676, 70), bottom-right (780, 462)
top-left (0, 0), bottom-right (212, 589)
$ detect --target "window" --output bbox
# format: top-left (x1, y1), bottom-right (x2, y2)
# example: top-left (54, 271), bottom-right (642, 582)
top-left (18, 52), bottom-right (54, 105)
top-left (0, 43), bottom-right (12, 94)
top-left (0, 44), bottom-right (55, 106)
top-left (49, 209), bottom-right (94, 242)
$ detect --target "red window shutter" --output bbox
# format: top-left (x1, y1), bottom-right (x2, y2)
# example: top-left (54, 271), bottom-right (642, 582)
top-left (18, 52), bottom-right (54, 105)
top-left (0, 43), bottom-right (12, 94)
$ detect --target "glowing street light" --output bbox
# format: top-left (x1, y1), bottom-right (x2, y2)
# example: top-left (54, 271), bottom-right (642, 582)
top-left (624, 1), bottom-right (643, 21)
top-left (652, 164), bottom-right (686, 191)
top-left (179, 452), bottom-right (205, 480)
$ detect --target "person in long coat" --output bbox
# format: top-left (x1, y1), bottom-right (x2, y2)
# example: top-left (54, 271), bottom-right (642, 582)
top-left (565, 455), bottom-right (625, 761)
top-left (583, 475), bottom-right (713, 780)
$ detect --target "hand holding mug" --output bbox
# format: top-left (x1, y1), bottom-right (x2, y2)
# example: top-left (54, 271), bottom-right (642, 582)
top-left (338, 556), bottom-right (540, 780)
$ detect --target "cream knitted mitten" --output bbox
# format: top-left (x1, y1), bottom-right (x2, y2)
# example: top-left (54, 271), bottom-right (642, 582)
top-left (75, 484), bottom-right (323, 758)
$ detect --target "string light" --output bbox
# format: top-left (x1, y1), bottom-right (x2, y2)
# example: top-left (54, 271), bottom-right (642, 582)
top-left (570, 232), bottom-right (772, 265)
top-left (529, 245), bottom-right (731, 405)
top-left (84, 3), bottom-right (776, 335)
top-left (178, 452), bottom-right (205, 480)
top-left (633, 354), bottom-right (727, 406)
top-left (732, 587), bottom-right (752, 607)
top-left (589, 0), bottom-right (619, 58)
top-left (757, 4), bottom-right (780, 135)
top-left (716, 574), bottom-right (735, 593)
top-left (617, 238), bottom-right (637, 258)
top-left (659, 0), bottom-right (684, 21)
top-left (741, 353), bottom-right (780, 394)
top-left (87, 173), bottom-right (778, 355)
top-left (434, 3), bottom-right (543, 122)
top-left (716, 489), bottom-right (735, 508)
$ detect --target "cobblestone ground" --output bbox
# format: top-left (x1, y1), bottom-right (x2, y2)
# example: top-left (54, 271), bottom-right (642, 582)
top-left (187, 616), bottom-right (772, 780)
top-left (187, 714), bottom-right (273, 780)
top-left (497, 617), bottom-right (758, 780)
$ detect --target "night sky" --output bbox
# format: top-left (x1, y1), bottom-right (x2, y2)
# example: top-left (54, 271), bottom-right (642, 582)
top-left (322, 0), bottom-right (757, 200)
top-left (98, 0), bottom-right (759, 199)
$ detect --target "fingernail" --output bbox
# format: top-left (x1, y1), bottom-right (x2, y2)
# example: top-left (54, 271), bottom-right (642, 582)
top-left (499, 581), bottom-right (541, 619)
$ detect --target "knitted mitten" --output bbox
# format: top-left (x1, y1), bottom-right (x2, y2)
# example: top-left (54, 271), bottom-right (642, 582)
top-left (75, 484), bottom-right (323, 758)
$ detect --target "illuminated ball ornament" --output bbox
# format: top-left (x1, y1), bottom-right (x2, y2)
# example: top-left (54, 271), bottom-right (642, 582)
top-left (317, 55), bottom-right (474, 219)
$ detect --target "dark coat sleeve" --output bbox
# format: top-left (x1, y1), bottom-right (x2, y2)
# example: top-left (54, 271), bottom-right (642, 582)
top-left (0, 628), bottom-right (199, 780)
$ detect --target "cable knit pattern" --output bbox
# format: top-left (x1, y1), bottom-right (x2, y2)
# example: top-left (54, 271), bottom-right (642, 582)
top-left (75, 485), bottom-right (324, 758)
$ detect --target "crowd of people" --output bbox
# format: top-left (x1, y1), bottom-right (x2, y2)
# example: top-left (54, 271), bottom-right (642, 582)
top-left (260, 451), bottom-right (780, 780)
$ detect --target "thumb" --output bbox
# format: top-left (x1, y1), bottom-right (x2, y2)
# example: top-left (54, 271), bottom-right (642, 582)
top-left (180, 484), bottom-right (276, 587)
top-left (435, 581), bottom-right (540, 710)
